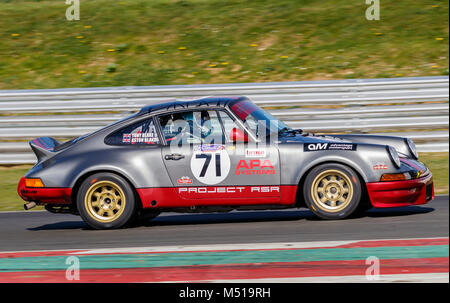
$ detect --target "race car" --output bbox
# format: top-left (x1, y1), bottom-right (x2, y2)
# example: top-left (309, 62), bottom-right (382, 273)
top-left (17, 96), bottom-right (434, 229)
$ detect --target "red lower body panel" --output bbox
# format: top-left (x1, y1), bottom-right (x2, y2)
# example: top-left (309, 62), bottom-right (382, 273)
top-left (137, 185), bottom-right (298, 208)
top-left (366, 173), bottom-right (434, 208)
top-left (17, 177), bottom-right (72, 204)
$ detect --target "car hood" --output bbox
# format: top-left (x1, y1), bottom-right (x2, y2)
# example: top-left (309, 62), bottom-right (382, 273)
top-left (278, 133), bottom-right (415, 159)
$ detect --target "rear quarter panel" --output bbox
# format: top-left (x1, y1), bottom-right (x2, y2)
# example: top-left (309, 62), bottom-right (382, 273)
top-left (25, 128), bottom-right (172, 189)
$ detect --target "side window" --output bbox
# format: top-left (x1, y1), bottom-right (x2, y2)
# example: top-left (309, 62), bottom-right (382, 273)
top-left (105, 118), bottom-right (160, 145)
top-left (158, 110), bottom-right (226, 145)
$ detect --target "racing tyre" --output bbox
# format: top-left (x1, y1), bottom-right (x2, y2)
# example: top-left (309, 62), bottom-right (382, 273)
top-left (77, 173), bottom-right (138, 229)
top-left (304, 163), bottom-right (362, 220)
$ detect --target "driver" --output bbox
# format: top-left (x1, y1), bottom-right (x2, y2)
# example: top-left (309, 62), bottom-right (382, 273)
top-left (161, 111), bottom-right (214, 144)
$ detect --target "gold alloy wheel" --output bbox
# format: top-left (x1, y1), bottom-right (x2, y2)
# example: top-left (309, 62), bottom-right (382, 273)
top-left (310, 169), bottom-right (354, 213)
top-left (84, 181), bottom-right (126, 223)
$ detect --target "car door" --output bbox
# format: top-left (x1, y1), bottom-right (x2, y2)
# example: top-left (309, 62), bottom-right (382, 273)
top-left (158, 109), bottom-right (281, 205)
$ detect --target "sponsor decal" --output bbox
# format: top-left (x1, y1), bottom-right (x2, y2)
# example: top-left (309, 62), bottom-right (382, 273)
top-left (235, 159), bottom-right (275, 175)
top-left (245, 148), bottom-right (266, 158)
top-left (193, 144), bottom-right (225, 152)
top-left (177, 176), bottom-right (193, 184)
top-left (373, 164), bottom-right (388, 170)
top-left (178, 186), bottom-right (280, 194)
top-left (304, 142), bottom-right (357, 152)
top-left (21, 189), bottom-right (37, 194)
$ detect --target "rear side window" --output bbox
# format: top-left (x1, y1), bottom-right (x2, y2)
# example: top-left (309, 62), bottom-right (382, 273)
top-left (105, 118), bottom-right (160, 145)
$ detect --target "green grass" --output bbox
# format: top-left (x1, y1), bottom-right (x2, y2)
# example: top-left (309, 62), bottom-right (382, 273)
top-left (0, 153), bottom-right (447, 211)
top-left (420, 152), bottom-right (449, 195)
top-left (0, 0), bottom-right (448, 89)
top-left (0, 165), bottom-right (43, 211)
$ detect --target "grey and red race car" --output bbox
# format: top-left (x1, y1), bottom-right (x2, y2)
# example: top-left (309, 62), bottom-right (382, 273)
top-left (18, 96), bottom-right (434, 229)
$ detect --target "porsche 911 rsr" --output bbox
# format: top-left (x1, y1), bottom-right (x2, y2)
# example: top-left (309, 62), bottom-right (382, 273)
top-left (17, 97), bottom-right (434, 229)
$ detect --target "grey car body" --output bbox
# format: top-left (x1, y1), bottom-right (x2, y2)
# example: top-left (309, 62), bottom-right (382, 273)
top-left (19, 96), bottom-right (432, 227)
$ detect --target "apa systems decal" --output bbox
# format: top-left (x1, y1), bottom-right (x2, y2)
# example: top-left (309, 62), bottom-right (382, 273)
top-left (304, 143), bottom-right (357, 152)
top-left (235, 159), bottom-right (275, 175)
top-left (177, 176), bottom-right (193, 184)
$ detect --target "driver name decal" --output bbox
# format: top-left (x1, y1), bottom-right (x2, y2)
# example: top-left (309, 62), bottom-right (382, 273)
top-left (122, 132), bottom-right (159, 144)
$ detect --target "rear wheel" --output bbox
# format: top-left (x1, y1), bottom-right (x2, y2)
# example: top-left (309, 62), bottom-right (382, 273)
top-left (77, 173), bottom-right (138, 229)
top-left (303, 163), bottom-right (362, 219)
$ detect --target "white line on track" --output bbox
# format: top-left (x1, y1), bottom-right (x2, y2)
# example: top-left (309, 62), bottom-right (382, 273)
top-left (169, 273), bottom-right (449, 283)
top-left (0, 236), bottom-right (446, 254)
top-left (72, 240), bottom-right (359, 254)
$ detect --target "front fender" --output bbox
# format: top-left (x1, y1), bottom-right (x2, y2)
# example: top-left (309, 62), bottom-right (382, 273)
top-left (279, 143), bottom-right (400, 186)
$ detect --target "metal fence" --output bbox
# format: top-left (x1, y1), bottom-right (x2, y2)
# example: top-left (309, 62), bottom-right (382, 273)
top-left (0, 76), bottom-right (448, 164)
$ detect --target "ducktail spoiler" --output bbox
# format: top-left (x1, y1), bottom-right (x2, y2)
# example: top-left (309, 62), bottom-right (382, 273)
top-left (29, 137), bottom-right (61, 162)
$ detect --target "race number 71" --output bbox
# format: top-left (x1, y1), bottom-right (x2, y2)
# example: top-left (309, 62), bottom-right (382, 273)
top-left (191, 150), bottom-right (230, 185)
top-left (196, 153), bottom-right (221, 177)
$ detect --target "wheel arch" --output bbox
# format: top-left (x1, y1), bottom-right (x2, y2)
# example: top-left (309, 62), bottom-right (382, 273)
top-left (70, 169), bottom-right (143, 210)
top-left (295, 160), bottom-right (369, 207)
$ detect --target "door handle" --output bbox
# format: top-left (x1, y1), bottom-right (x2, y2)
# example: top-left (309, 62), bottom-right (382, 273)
top-left (165, 153), bottom-right (185, 160)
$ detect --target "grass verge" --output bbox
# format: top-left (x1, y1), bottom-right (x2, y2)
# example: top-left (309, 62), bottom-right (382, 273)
top-left (0, 0), bottom-right (448, 89)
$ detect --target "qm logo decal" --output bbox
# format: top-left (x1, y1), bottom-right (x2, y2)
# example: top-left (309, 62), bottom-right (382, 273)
top-left (304, 143), bottom-right (357, 152)
top-left (305, 143), bottom-right (329, 151)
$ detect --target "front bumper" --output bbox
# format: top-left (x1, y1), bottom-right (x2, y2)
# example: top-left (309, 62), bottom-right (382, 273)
top-left (17, 177), bottom-right (72, 204)
top-left (366, 173), bottom-right (434, 208)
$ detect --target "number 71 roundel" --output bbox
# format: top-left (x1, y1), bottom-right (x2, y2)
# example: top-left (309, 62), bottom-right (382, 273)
top-left (190, 148), bottom-right (231, 185)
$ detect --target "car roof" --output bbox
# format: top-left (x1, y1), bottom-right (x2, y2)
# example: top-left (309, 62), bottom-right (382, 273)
top-left (137, 96), bottom-right (248, 116)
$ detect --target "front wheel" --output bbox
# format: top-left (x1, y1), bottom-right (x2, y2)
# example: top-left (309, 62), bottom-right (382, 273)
top-left (77, 173), bottom-right (138, 229)
top-left (303, 163), bottom-right (362, 220)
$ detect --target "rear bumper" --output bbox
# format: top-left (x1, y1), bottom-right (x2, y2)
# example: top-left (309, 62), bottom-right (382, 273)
top-left (17, 177), bottom-right (72, 205)
top-left (366, 173), bottom-right (434, 208)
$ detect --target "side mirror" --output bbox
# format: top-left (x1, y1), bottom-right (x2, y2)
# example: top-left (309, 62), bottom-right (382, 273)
top-left (230, 128), bottom-right (249, 143)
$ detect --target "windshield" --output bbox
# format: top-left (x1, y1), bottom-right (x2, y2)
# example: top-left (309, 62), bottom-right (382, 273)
top-left (229, 99), bottom-right (290, 137)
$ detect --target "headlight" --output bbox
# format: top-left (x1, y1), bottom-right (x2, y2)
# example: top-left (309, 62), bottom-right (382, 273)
top-left (406, 138), bottom-right (418, 160)
top-left (387, 145), bottom-right (401, 168)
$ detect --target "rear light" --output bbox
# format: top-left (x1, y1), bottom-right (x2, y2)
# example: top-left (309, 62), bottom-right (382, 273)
top-left (380, 173), bottom-right (410, 182)
top-left (25, 178), bottom-right (44, 187)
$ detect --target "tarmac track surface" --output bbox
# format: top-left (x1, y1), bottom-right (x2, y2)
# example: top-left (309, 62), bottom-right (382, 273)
top-left (0, 196), bottom-right (447, 252)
